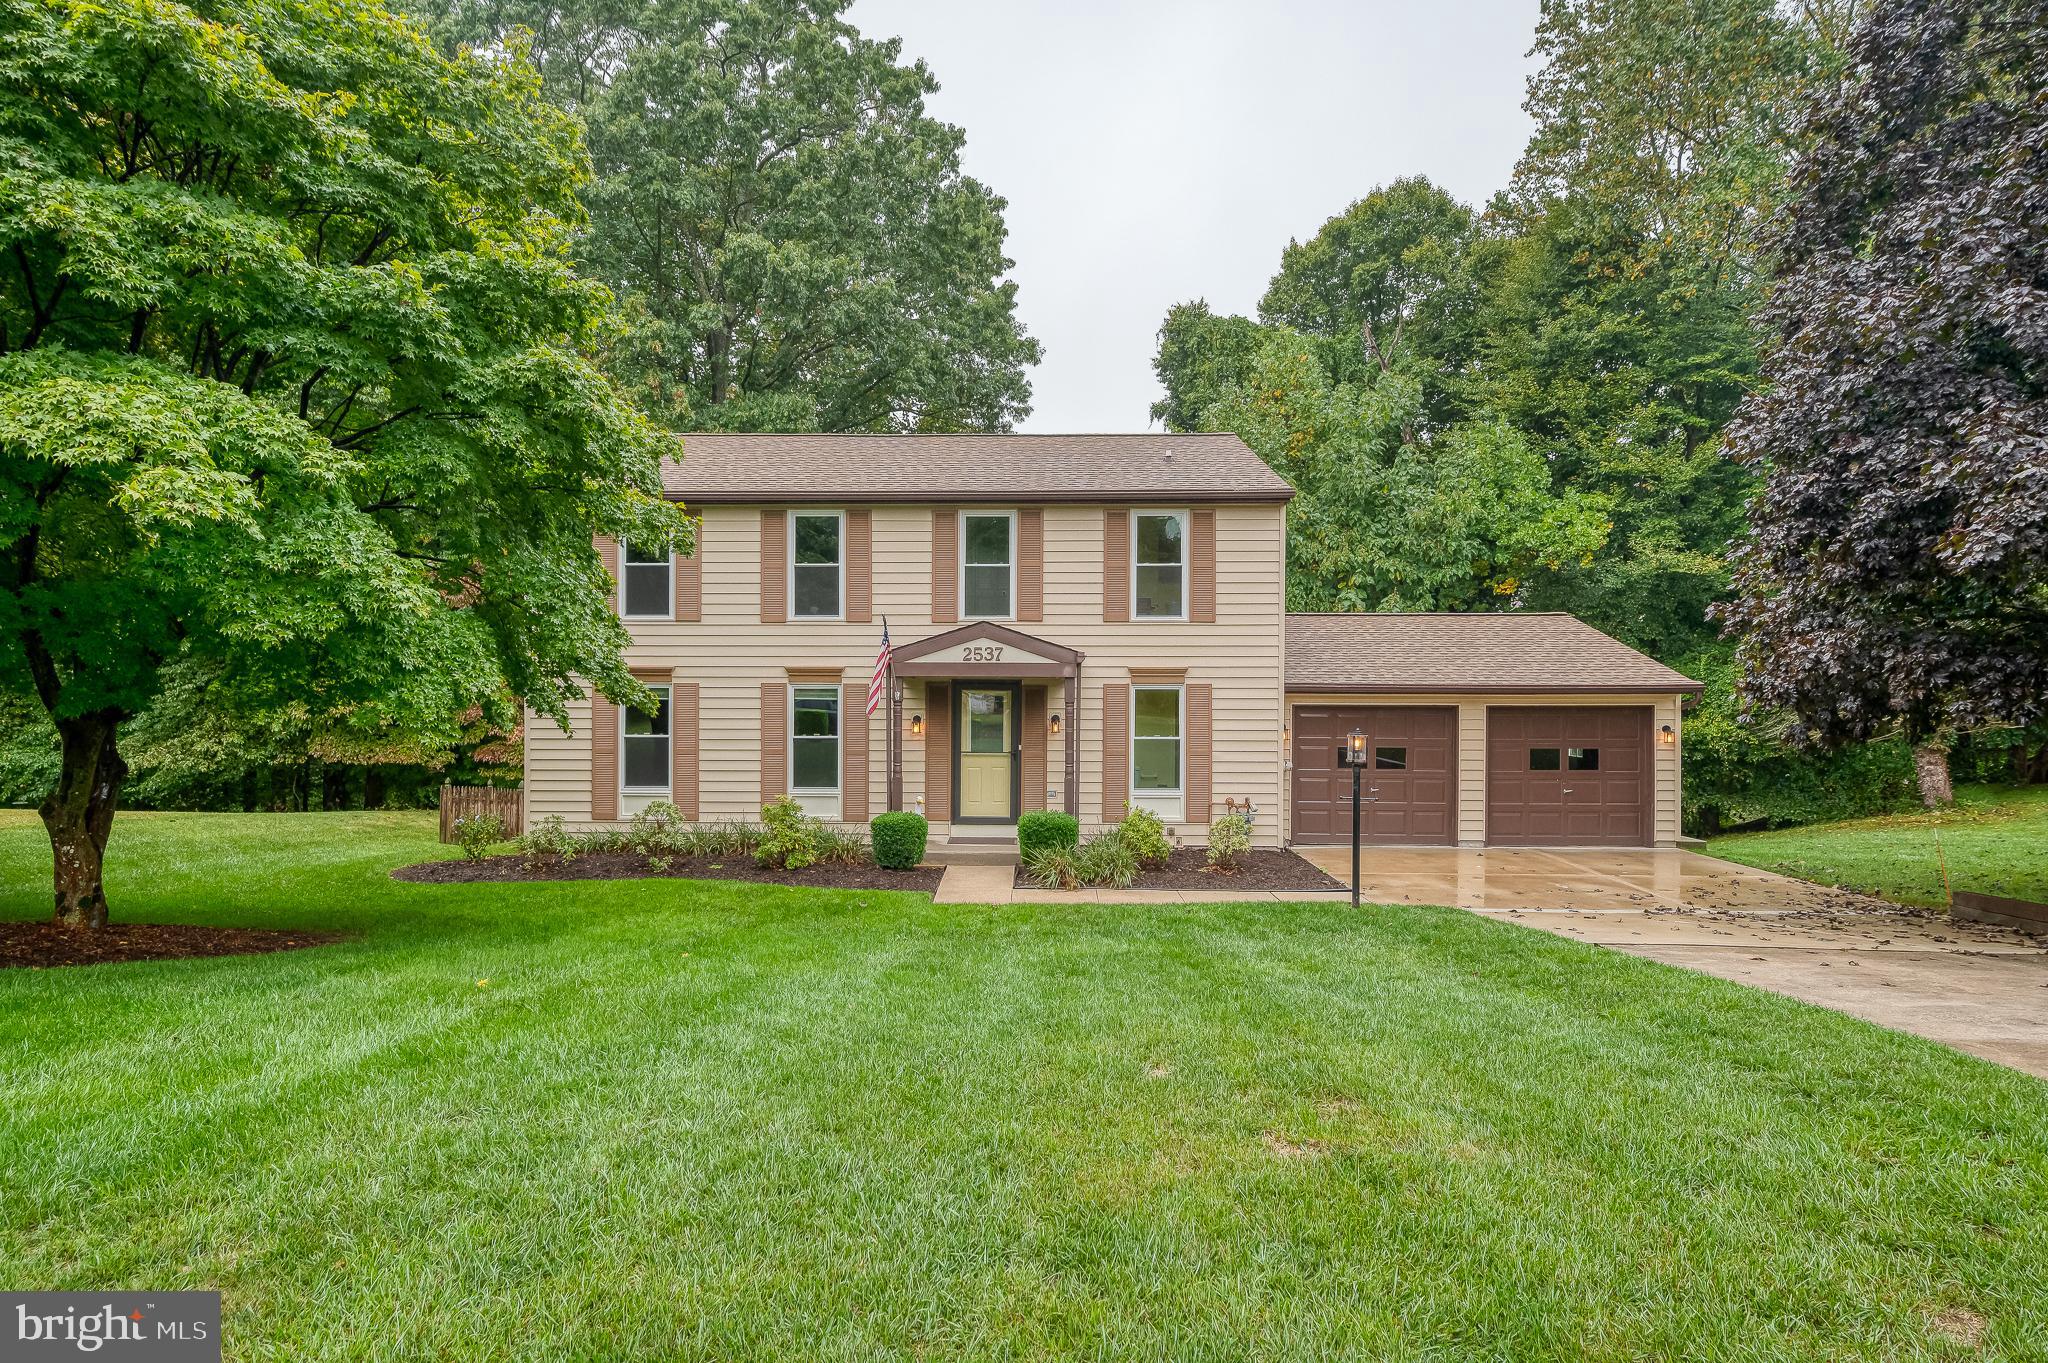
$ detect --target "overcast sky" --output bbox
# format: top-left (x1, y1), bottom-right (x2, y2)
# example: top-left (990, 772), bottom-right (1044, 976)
top-left (846, 0), bottom-right (1542, 432)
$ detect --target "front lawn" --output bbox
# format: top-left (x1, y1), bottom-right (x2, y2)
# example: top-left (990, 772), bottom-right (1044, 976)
top-left (1708, 783), bottom-right (2048, 908)
top-left (3, 810), bottom-right (2046, 1360)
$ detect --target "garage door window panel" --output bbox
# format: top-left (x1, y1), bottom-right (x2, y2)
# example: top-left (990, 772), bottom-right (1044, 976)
top-left (1568, 747), bottom-right (1599, 770)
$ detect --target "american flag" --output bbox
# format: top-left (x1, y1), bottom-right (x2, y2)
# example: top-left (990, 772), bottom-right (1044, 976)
top-left (866, 619), bottom-right (892, 716)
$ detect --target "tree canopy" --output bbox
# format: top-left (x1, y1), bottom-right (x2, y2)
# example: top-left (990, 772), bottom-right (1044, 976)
top-left (1719, 0), bottom-right (2048, 758)
top-left (0, 0), bottom-right (685, 924)
top-left (416, 0), bottom-right (1041, 433)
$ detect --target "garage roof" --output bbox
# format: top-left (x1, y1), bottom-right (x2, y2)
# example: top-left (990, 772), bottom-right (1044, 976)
top-left (1286, 613), bottom-right (1703, 694)
top-left (661, 433), bottom-right (1296, 504)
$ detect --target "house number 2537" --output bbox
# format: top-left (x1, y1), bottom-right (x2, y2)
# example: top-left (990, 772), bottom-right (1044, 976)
top-left (962, 646), bottom-right (1004, 662)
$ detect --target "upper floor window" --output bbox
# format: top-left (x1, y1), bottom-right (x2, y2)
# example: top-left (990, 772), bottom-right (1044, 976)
top-left (621, 542), bottom-right (671, 618)
top-left (1133, 510), bottom-right (1187, 620)
top-left (791, 511), bottom-right (843, 618)
top-left (962, 511), bottom-right (1015, 619)
top-left (622, 687), bottom-right (671, 792)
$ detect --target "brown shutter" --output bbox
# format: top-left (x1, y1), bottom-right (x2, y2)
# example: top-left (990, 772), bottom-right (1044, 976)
top-left (845, 510), bottom-right (872, 624)
top-left (1191, 509), bottom-right (1216, 624)
top-left (759, 511), bottom-right (786, 624)
top-left (1102, 510), bottom-right (1129, 623)
top-left (590, 695), bottom-right (618, 822)
top-left (924, 682), bottom-right (951, 819)
top-left (760, 681), bottom-right (786, 804)
top-left (674, 524), bottom-right (701, 622)
top-left (1022, 685), bottom-right (1047, 813)
top-left (595, 535), bottom-right (620, 613)
top-left (670, 683), bottom-right (700, 819)
top-left (1185, 682), bottom-right (1213, 825)
top-left (931, 510), bottom-right (958, 623)
top-left (1101, 683), bottom-right (1128, 821)
top-left (1017, 508), bottom-right (1044, 622)
top-left (841, 681), bottom-right (869, 822)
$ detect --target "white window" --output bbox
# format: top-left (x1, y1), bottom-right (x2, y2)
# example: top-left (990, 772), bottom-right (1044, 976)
top-left (1132, 685), bottom-right (1182, 794)
top-left (620, 542), bottom-right (672, 618)
top-left (622, 687), bottom-right (671, 792)
top-left (961, 511), bottom-right (1015, 619)
top-left (791, 685), bottom-right (841, 792)
top-left (791, 511), bottom-right (843, 619)
top-left (1133, 511), bottom-right (1187, 620)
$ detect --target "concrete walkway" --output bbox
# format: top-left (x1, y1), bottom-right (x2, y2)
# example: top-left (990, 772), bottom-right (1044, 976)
top-left (935, 849), bottom-right (2048, 1080)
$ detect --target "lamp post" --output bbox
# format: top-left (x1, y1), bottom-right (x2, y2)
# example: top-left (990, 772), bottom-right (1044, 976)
top-left (1336, 727), bottom-right (1367, 907)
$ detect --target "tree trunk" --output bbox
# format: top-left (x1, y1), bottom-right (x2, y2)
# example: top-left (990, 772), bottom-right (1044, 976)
top-left (38, 713), bottom-right (127, 929)
top-left (1913, 743), bottom-right (1954, 809)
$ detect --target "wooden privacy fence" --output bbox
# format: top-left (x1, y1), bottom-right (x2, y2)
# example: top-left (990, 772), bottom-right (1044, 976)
top-left (439, 784), bottom-right (524, 842)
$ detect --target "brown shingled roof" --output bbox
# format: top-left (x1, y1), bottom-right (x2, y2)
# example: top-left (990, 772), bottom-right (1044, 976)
top-left (662, 433), bottom-right (1295, 504)
top-left (1286, 613), bottom-right (1703, 694)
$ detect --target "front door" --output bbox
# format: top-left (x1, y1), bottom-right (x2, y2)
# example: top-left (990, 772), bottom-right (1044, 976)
top-left (956, 685), bottom-right (1018, 821)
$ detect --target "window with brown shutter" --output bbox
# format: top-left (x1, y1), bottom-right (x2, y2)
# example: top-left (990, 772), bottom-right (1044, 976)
top-left (670, 682), bottom-right (700, 818)
top-left (759, 681), bottom-right (787, 803)
top-left (595, 535), bottom-right (620, 611)
top-left (759, 512), bottom-right (786, 624)
top-left (931, 510), bottom-right (958, 623)
top-left (924, 683), bottom-right (951, 818)
top-left (590, 695), bottom-right (618, 821)
top-left (1101, 683), bottom-right (1128, 821)
top-left (1017, 508), bottom-right (1044, 622)
top-left (1191, 509), bottom-right (1216, 624)
top-left (1022, 686), bottom-right (1047, 812)
top-left (840, 681), bottom-right (869, 821)
top-left (1102, 510), bottom-right (1129, 623)
top-left (674, 522), bottom-right (701, 623)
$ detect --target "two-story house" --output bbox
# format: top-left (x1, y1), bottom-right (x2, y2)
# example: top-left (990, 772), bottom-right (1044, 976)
top-left (525, 433), bottom-right (1701, 850)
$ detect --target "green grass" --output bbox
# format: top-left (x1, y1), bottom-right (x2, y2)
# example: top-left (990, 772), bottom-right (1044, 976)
top-left (1708, 783), bottom-right (2048, 908)
top-left (3, 811), bottom-right (2047, 1361)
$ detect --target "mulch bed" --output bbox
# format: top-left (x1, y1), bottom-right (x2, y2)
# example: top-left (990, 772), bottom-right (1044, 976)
top-left (394, 852), bottom-right (945, 893)
top-left (1014, 847), bottom-right (1344, 892)
top-left (1, 921), bottom-right (351, 970)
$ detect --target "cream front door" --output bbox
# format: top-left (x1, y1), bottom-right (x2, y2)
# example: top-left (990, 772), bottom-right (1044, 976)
top-left (957, 688), bottom-right (1014, 820)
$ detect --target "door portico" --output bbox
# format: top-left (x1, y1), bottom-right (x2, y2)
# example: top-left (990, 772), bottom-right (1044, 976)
top-left (885, 621), bottom-right (1085, 821)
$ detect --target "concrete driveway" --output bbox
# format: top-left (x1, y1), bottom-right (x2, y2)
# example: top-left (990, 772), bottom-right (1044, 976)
top-left (1297, 847), bottom-right (2048, 1079)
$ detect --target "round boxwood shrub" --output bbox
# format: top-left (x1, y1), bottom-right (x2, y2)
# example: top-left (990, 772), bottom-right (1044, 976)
top-left (870, 811), bottom-right (929, 870)
top-left (1017, 811), bottom-right (1079, 861)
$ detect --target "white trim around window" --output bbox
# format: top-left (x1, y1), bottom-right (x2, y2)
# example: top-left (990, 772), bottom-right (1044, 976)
top-left (1131, 509), bottom-right (1189, 621)
top-left (621, 685), bottom-right (672, 794)
top-left (619, 541), bottom-right (673, 619)
top-left (790, 684), bottom-right (842, 795)
top-left (789, 510), bottom-right (845, 620)
top-left (960, 509), bottom-right (1017, 621)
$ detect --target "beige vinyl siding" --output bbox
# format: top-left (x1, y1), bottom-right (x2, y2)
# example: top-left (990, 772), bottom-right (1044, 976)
top-left (526, 501), bottom-right (1289, 845)
top-left (1281, 691), bottom-right (1687, 847)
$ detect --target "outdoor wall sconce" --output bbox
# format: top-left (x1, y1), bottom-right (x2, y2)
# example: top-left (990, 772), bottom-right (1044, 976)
top-left (1657, 723), bottom-right (1677, 749)
top-left (1049, 713), bottom-right (1063, 736)
top-left (910, 714), bottom-right (924, 739)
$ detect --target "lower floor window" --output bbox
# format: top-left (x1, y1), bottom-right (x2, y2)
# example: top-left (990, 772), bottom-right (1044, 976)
top-left (623, 687), bottom-right (670, 791)
top-left (793, 685), bottom-right (841, 791)
top-left (1132, 685), bottom-right (1182, 793)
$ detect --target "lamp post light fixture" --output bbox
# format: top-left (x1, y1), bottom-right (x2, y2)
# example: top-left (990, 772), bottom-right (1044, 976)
top-left (1335, 727), bottom-right (1368, 908)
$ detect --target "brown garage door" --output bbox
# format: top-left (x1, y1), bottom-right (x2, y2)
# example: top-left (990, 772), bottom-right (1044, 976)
top-left (1486, 707), bottom-right (1652, 846)
top-left (1291, 706), bottom-right (1457, 845)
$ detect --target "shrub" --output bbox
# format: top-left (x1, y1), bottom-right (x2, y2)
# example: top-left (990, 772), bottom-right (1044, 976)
top-left (1117, 804), bottom-right (1174, 868)
top-left (521, 815), bottom-right (578, 871)
top-left (687, 820), bottom-right (762, 860)
top-left (1076, 827), bottom-right (1139, 888)
top-left (1023, 843), bottom-right (1080, 890)
top-left (626, 801), bottom-right (689, 858)
top-left (452, 812), bottom-right (507, 862)
top-left (818, 824), bottom-right (872, 866)
top-left (870, 812), bottom-right (929, 869)
top-left (1017, 811), bottom-right (1079, 861)
top-left (756, 795), bottom-right (823, 870)
top-left (1206, 810), bottom-right (1253, 871)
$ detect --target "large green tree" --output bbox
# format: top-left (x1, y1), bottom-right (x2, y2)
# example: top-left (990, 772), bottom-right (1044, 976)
top-left (418, 0), bottom-right (1040, 432)
top-left (0, 0), bottom-right (685, 925)
top-left (1719, 0), bottom-right (2048, 806)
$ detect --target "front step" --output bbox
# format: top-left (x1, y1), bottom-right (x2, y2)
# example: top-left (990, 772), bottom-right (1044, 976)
top-left (926, 834), bottom-right (1020, 866)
